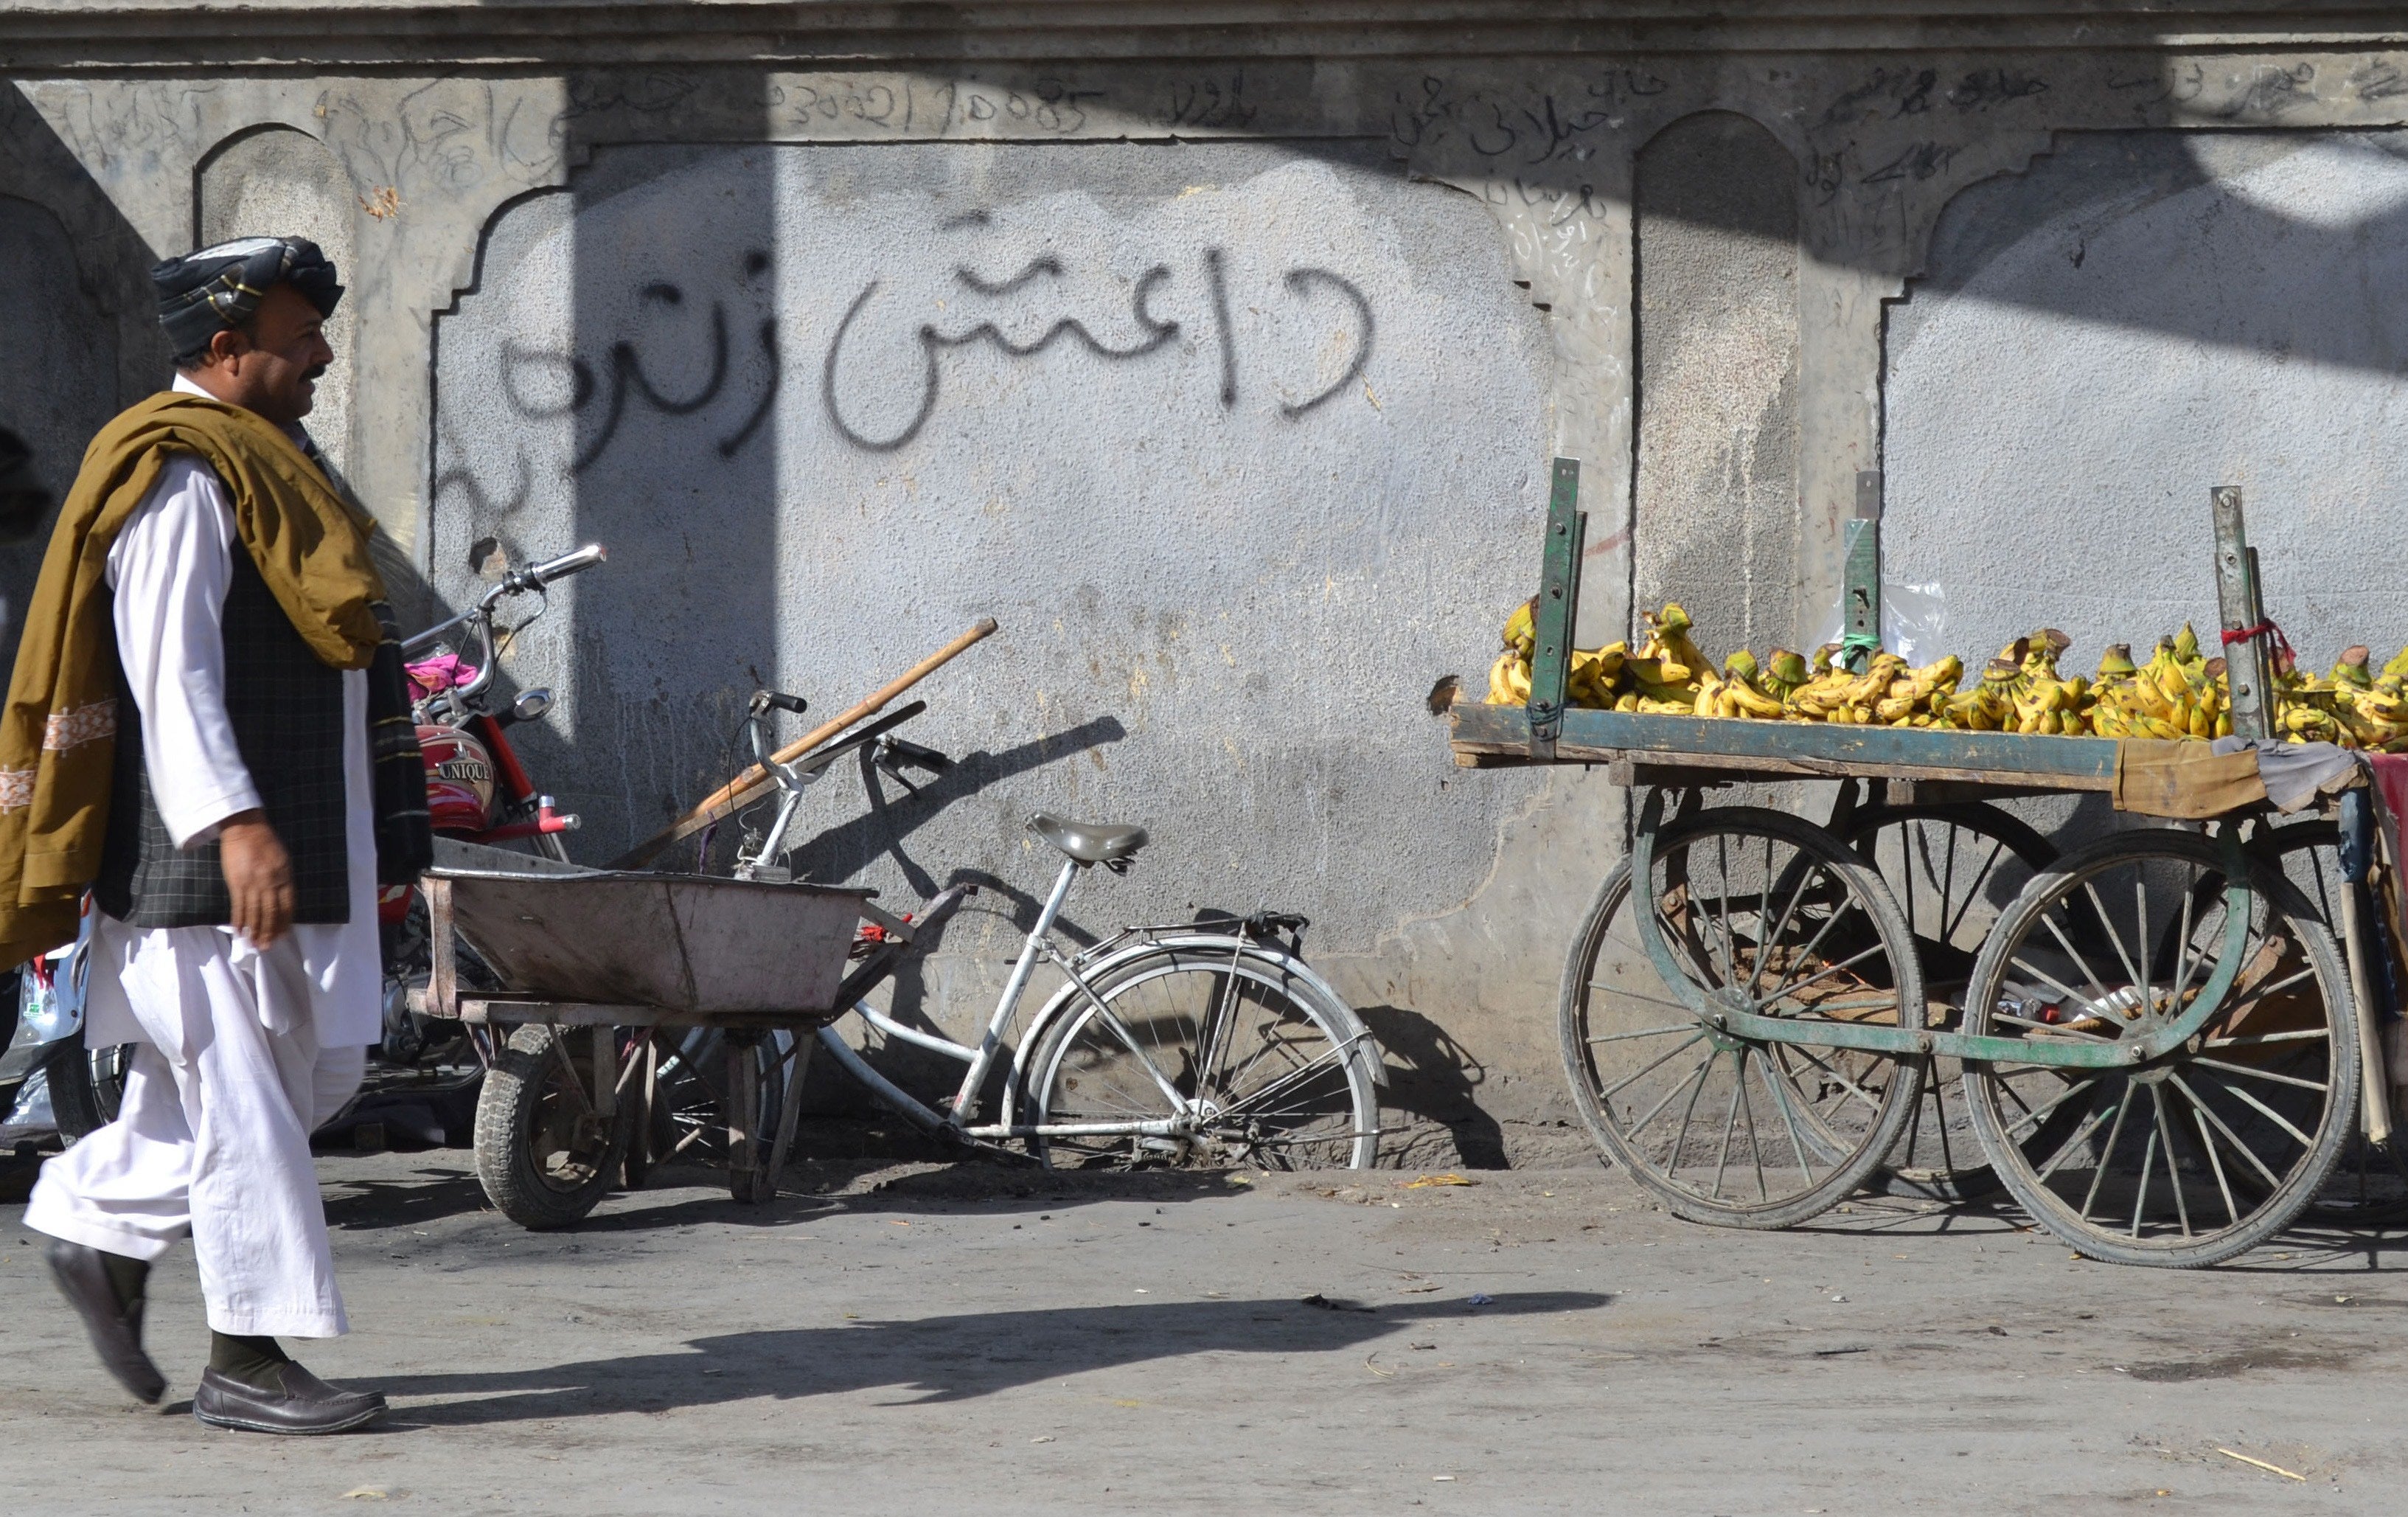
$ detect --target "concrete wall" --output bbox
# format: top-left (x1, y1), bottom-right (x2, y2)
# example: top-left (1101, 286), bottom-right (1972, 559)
top-left (17, 7), bottom-right (2408, 1161)
top-left (1887, 129), bottom-right (2408, 677)
top-left (1634, 112), bottom-right (1802, 655)
top-left (198, 127), bottom-right (359, 478)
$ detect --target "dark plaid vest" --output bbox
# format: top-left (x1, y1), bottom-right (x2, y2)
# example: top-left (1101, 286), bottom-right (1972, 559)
top-left (93, 548), bottom-right (352, 928)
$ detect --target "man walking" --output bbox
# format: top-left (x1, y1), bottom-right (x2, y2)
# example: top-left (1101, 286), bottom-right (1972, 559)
top-left (1, 237), bottom-right (428, 1433)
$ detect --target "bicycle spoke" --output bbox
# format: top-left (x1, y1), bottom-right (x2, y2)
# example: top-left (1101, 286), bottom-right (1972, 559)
top-left (2033, 1091), bottom-right (2121, 1185)
top-left (1630, 1047), bottom-right (1716, 1156)
top-left (2166, 1072), bottom-right (2289, 1190)
top-left (2077, 1083), bottom-right (2135, 1223)
top-left (1736, 1049), bottom-right (1770, 1201)
top-left (1601, 1031), bottom-right (1708, 1100)
top-left (2205, 1074), bottom-right (2320, 1150)
top-left (2130, 1112), bottom-right (2160, 1238)
top-left (2185, 1057), bottom-right (2328, 1094)
top-left (1786, 1043), bottom-right (1887, 1113)
top-left (1761, 940), bottom-right (1890, 1010)
top-left (1757, 1049), bottom-right (1818, 1183)
top-left (2084, 878), bottom-right (2148, 1013)
top-left (1710, 1062), bottom-right (1745, 1201)
top-left (1747, 843), bottom-right (1814, 1001)
top-left (1994, 1074), bottom-right (2109, 1146)
top-left (2153, 1086), bottom-right (2193, 1238)
top-left (1585, 1021), bottom-right (1702, 1046)
top-left (2182, 1081), bottom-right (2241, 1229)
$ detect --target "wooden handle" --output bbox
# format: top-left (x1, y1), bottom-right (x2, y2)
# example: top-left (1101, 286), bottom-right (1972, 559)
top-left (608, 617), bottom-right (999, 869)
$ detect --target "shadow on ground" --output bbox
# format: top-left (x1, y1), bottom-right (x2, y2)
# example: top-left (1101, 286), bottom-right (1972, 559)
top-left (323, 1153), bottom-right (1287, 1235)
top-left (372, 1291), bottom-right (1610, 1426)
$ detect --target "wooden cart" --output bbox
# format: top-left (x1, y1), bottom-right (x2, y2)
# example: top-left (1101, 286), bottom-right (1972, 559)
top-left (419, 867), bottom-right (921, 1228)
top-left (1451, 461), bottom-right (2403, 1267)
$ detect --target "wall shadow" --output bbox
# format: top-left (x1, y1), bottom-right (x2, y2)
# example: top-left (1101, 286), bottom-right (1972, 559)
top-left (1354, 1004), bottom-right (1509, 1169)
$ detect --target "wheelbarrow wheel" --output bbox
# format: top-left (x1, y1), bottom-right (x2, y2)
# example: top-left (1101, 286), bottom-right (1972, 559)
top-left (1560, 805), bottom-right (1926, 1229)
top-left (1842, 802), bottom-right (2063, 1201)
top-left (473, 1024), bottom-right (631, 1230)
top-left (1960, 827), bottom-right (2357, 1267)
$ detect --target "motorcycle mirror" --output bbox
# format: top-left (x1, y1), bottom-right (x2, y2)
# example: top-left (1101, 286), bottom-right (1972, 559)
top-left (512, 688), bottom-right (554, 723)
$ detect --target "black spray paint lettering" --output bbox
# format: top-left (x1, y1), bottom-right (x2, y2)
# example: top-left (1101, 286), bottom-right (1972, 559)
top-left (820, 252), bottom-right (1374, 451)
top-left (1277, 269), bottom-right (1374, 419)
top-left (499, 274), bottom-right (775, 470)
top-left (490, 246), bottom-right (1375, 471)
top-left (821, 259), bottom-right (1180, 453)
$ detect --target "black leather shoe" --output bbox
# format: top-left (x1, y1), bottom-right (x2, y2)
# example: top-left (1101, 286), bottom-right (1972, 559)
top-left (44, 1240), bottom-right (166, 1404)
top-left (193, 1363), bottom-right (387, 1434)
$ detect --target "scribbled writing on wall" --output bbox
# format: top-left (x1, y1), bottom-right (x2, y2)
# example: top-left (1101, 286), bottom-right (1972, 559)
top-left (465, 245), bottom-right (1377, 483)
top-left (821, 252), bottom-right (1374, 452)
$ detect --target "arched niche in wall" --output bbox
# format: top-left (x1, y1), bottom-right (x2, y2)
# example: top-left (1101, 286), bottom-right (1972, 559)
top-left (0, 193), bottom-right (118, 639)
top-left (1632, 111), bottom-right (1801, 657)
top-left (1883, 130), bottom-right (2408, 676)
top-left (196, 125), bottom-right (358, 478)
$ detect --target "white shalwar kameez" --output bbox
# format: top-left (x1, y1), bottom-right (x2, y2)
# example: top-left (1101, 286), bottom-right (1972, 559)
top-left (26, 375), bottom-right (380, 1339)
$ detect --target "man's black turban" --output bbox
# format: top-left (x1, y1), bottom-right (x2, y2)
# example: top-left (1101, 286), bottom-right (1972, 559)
top-left (153, 236), bottom-right (344, 362)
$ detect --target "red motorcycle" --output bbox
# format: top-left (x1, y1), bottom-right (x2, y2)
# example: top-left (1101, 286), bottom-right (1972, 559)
top-left (377, 544), bottom-right (603, 1067)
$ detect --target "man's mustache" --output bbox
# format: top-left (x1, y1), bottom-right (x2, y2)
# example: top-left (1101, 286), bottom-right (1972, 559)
top-left (301, 364), bottom-right (327, 383)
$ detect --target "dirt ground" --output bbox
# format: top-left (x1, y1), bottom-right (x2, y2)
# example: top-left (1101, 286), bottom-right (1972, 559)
top-left (0, 1151), bottom-right (2401, 1515)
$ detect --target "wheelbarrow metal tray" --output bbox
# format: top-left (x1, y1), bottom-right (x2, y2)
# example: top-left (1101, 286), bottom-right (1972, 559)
top-left (428, 869), bottom-right (872, 1020)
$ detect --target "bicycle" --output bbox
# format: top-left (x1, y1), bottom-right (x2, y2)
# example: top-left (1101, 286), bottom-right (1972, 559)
top-left (724, 687), bottom-right (1386, 1171)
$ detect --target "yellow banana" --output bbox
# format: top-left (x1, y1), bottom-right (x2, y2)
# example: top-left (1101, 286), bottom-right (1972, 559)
top-left (1501, 599), bottom-right (1536, 657)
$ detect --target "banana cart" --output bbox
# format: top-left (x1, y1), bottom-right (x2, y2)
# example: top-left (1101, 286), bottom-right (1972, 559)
top-left (1451, 460), bottom-right (2404, 1267)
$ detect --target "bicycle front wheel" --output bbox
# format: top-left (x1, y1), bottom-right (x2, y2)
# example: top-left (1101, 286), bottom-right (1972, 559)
top-left (1026, 945), bottom-right (1380, 1171)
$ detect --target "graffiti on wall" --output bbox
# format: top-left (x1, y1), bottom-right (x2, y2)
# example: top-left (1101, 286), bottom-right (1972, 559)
top-left (440, 192), bottom-right (1379, 518)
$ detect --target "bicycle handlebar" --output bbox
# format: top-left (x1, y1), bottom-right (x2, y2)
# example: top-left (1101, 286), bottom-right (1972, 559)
top-left (399, 543), bottom-right (608, 670)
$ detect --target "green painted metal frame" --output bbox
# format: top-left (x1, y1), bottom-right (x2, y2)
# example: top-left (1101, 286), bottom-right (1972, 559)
top-left (1623, 788), bottom-right (2257, 1072)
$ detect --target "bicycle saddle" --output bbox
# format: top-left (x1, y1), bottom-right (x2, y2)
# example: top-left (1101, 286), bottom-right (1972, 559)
top-left (1027, 812), bottom-right (1149, 865)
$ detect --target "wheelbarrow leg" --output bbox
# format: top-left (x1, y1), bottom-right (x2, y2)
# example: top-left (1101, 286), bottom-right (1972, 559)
top-left (728, 1034), bottom-right (764, 1204)
top-left (762, 1035), bottom-right (814, 1200)
top-left (620, 1030), bottom-right (657, 1193)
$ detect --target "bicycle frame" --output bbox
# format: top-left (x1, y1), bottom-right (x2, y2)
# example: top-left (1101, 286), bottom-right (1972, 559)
top-left (813, 855), bottom-right (1200, 1142)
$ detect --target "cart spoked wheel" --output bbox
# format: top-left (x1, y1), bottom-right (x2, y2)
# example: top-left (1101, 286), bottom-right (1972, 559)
top-left (1842, 802), bottom-right (2064, 1202)
top-left (473, 1024), bottom-right (633, 1230)
top-left (1561, 802), bottom-right (1926, 1228)
top-left (2242, 818), bottom-right (2408, 1226)
top-left (1960, 827), bottom-right (2358, 1268)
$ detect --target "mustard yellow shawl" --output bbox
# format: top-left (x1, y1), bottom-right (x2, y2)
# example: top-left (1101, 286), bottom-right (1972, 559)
top-left (0, 391), bottom-right (387, 967)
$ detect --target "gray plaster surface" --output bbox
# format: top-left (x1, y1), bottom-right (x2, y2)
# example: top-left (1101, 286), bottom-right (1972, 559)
top-left (433, 139), bottom-right (1552, 951)
top-left (1, 1156), bottom-right (2401, 1514)
top-left (1887, 129), bottom-right (2408, 676)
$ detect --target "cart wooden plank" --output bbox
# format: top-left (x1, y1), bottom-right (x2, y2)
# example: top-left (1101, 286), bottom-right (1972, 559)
top-left (1449, 702), bottom-right (2120, 791)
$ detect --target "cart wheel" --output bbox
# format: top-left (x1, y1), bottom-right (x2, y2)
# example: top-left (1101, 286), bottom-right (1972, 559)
top-left (1842, 803), bottom-right (2062, 1201)
top-left (1560, 805), bottom-right (1926, 1229)
top-left (2246, 819), bottom-right (2408, 1226)
top-left (473, 1024), bottom-right (631, 1230)
top-left (1960, 827), bottom-right (2358, 1267)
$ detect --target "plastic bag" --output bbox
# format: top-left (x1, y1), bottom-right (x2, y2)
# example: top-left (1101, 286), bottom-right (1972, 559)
top-left (1815, 581), bottom-right (1948, 667)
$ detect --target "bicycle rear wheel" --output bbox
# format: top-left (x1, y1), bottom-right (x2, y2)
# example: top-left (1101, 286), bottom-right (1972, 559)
top-left (1025, 944), bottom-right (1379, 1171)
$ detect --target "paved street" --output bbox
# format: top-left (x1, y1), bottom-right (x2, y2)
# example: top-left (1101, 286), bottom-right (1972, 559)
top-left (1, 1155), bottom-right (2401, 1514)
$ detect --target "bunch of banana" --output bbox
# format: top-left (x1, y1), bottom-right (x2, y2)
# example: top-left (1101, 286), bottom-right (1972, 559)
top-left (1487, 597), bottom-right (1537, 705)
top-left (1699, 650), bottom-right (1789, 719)
top-left (2090, 626), bottom-right (2227, 740)
top-left (1941, 647), bottom-right (2023, 731)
